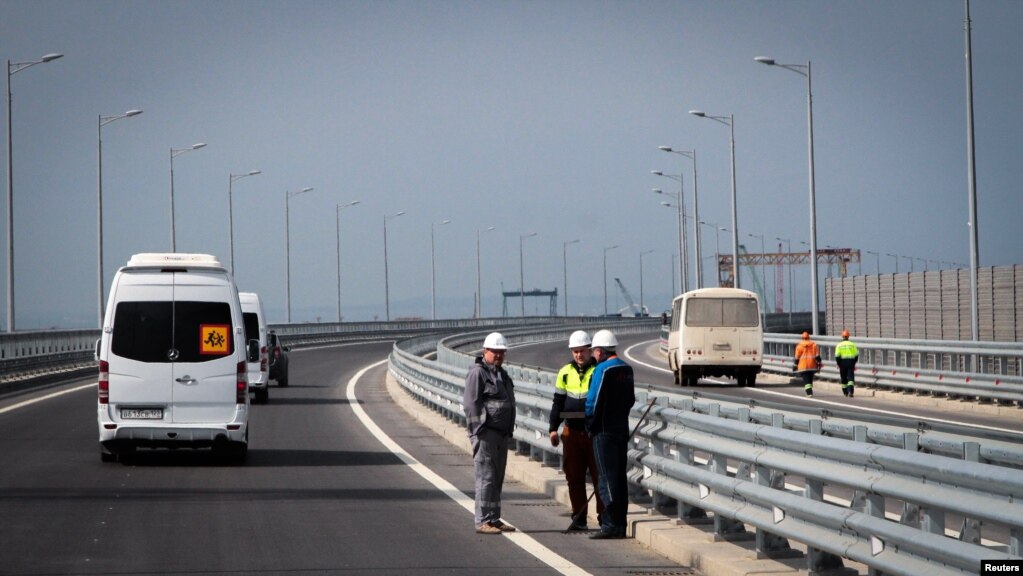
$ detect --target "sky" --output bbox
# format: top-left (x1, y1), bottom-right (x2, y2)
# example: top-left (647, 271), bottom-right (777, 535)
top-left (3, 0), bottom-right (1021, 329)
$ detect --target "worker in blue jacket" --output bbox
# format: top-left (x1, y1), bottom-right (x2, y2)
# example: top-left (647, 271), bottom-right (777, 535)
top-left (584, 329), bottom-right (635, 539)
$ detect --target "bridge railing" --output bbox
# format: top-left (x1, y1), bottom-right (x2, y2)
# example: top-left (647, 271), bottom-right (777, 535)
top-left (389, 326), bottom-right (1021, 576)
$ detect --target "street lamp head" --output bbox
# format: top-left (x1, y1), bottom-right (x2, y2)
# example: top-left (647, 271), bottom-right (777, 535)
top-left (248, 170), bottom-right (261, 176)
top-left (652, 188), bottom-right (664, 194)
top-left (754, 56), bottom-right (776, 66)
top-left (301, 187), bottom-right (313, 193)
top-left (41, 53), bottom-right (64, 63)
top-left (658, 146), bottom-right (672, 152)
top-left (660, 202), bottom-right (672, 208)
top-left (125, 109), bottom-right (143, 117)
top-left (521, 232), bottom-right (537, 239)
top-left (651, 170), bottom-right (664, 176)
top-left (191, 142), bottom-right (206, 150)
top-left (688, 110), bottom-right (706, 117)
top-left (440, 219), bottom-right (451, 225)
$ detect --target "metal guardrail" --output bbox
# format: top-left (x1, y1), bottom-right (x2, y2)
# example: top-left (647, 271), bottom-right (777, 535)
top-left (389, 325), bottom-right (1021, 576)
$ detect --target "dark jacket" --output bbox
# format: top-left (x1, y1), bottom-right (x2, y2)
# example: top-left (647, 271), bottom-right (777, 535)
top-left (584, 356), bottom-right (635, 435)
top-left (463, 356), bottom-right (516, 437)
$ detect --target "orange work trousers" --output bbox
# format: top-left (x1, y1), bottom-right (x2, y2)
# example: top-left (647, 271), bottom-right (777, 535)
top-left (560, 426), bottom-right (603, 521)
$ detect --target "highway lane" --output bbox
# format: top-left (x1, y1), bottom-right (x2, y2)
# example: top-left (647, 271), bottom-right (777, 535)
top-left (0, 341), bottom-right (686, 576)
top-left (513, 334), bottom-right (1023, 438)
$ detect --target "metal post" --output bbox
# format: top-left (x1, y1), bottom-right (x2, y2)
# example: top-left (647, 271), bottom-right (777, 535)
top-left (519, 232), bottom-right (536, 317)
top-left (430, 219), bottom-right (450, 320)
top-left (964, 0), bottom-right (980, 341)
top-left (7, 53), bottom-right (63, 333)
top-left (563, 239), bottom-right (579, 316)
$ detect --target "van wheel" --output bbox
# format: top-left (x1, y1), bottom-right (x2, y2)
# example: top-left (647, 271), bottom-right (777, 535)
top-left (100, 448), bottom-right (117, 463)
top-left (255, 387), bottom-right (268, 404)
top-left (277, 377), bottom-right (288, 388)
top-left (673, 369), bottom-right (681, 387)
top-left (687, 374), bottom-right (700, 387)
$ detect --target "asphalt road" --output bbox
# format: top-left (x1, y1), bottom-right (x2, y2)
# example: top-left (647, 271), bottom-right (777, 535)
top-left (0, 341), bottom-right (689, 576)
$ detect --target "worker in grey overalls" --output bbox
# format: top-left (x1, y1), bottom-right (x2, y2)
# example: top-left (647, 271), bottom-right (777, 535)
top-left (463, 332), bottom-right (517, 534)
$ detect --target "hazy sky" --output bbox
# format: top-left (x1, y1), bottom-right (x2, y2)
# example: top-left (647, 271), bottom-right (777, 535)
top-left (3, 0), bottom-right (1021, 329)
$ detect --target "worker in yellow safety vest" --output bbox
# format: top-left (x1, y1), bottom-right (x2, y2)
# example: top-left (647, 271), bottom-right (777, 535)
top-left (549, 330), bottom-right (603, 530)
top-left (835, 329), bottom-right (859, 398)
top-left (793, 331), bottom-right (821, 396)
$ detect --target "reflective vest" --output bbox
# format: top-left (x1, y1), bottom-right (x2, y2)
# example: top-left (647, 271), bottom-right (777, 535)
top-left (835, 340), bottom-right (859, 361)
top-left (555, 362), bottom-right (594, 401)
top-left (794, 340), bottom-right (820, 371)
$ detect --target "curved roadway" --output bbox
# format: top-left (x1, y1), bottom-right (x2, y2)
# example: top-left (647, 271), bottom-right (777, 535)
top-left (0, 341), bottom-right (686, 576)
top-left (513, 334), bottom-right (1023, 438)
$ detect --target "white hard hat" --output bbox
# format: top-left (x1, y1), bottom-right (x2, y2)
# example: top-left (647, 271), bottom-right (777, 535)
top-left (568, 330), bottom-right (591, 349)
top-left (483, 332), bottom-right (508, 350)
top-left (591, 329), bottom-right (618, 349)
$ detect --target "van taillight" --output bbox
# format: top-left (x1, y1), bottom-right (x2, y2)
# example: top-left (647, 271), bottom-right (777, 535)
top-left (260, 346), bottom-right (268, 371)
top-left (98, 360), bottom-right (110, 404)
top-left (236, 361), bottom-right (247, 404)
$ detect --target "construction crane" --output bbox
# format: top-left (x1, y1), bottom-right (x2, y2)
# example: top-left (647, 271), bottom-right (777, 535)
top-left (613, 278), bottom-right (648, 317)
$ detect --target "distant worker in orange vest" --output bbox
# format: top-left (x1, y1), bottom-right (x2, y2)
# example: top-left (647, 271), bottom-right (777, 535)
top-left (793, 331), bottom-right (821, 396)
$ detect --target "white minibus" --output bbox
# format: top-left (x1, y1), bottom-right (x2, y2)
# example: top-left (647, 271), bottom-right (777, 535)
top-left (96, 253), bottom-right (249, 462)
top-left (667, 287), bottom-right (763, 387)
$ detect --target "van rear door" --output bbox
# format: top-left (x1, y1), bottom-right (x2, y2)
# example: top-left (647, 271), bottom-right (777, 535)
top-left (108, 275), bottom-right (175, 416)
top-left (169, 271), bottom-right (241, 424)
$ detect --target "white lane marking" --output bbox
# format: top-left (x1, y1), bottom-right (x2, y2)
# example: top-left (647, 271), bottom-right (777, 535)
top-left (0, 383), bottom-right (96, 415)
top-left (623, 339), bottom-right (1019, 436)
top-left (346, 359), bottom-right (591, 576)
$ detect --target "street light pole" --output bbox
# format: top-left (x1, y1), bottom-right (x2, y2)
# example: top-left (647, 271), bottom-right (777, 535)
top-left (383, 211), bottom-right (406, 321)
top-left (430, 219), bottom-right (451, 320)
top-left (335, 200), bottom-right (360, 323)
top-left (660, 147), bottom-right (701, 288)
top-left (964, 0), bottom-right (980, 342)
top-left (640, 249), bottom-right (654, 315)
top-left (563, 239), bottom-right (580, 316)
top-left (169, 142), bottom-right (206, 252)
top-left (689, 111), bottom-right (739, 289)
top-left (777, 237), bottom-right (794, 312)
top-left (652, 175), bottom-right (687, 293)
top-left (98, 109), bottom-right (142, 327)
top-left (285, 187), bottom-right (313, 323)
top-left (603, 244), bottom-right (618, 316)
top-left (748, 233), bottom-right (767, 305)
top-left (755, 56), bottom-right (820, 334)
top-left (886, 253), bottom-right (899, 274)
top-left (475, 226), bottom-right (495, 318)
top-left (519, 232), bottom-right (537, 317)
top-left (228, 170), bottom-right (261, 276)
top-left (6, 52), bottom-right (63, 333)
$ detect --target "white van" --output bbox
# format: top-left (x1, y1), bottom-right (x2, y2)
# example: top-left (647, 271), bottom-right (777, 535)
top-left (667, 287), bottom-right (763, 388)
top-left (239, 292), bottom-right (269, 404)
top-left (96, 253), bottom-right (249, 462)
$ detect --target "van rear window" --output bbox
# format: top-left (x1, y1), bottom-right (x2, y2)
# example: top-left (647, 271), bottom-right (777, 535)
top-left (112, 301), bottom-right (234, 363)
top-left (243, 312), bottom-right (259, 344)
top-left (685, 298), bottom-right (759, 328)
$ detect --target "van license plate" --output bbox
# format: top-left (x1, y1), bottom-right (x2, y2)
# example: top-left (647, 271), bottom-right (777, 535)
top-left (121, 408), bottom-right (163, 420)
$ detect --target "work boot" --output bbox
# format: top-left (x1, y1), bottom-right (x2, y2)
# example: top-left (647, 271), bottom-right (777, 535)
top-left (489, 521), bottom-right (516, 532)
top-left (848, 386), bottom-right (855, 398)
top-left (842, 387), bottom-right (849, 397)
top-left (476, 524), bottom-right (502, 535)
top-left (805, 389), bottom-right (813, 396)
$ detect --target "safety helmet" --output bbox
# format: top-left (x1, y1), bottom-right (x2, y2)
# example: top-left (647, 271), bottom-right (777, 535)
top-left (568, 330), bottom-right (591, 349)
top-left (841, 329), bottom-right (850, 339)
top-left (483, 332), bottom-right (508, 350)
top-left (801, 331), bottom-right (809, 340)
top-left (591, 329), bottom-right (618, 349)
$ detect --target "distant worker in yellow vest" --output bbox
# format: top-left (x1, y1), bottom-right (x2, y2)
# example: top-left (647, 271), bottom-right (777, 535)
top-left (793, 331), bottom-right (821, 396)
top-left (835, 329), bottom-right (859, 398)
top-left (549, 330), bottom-right (603, 530)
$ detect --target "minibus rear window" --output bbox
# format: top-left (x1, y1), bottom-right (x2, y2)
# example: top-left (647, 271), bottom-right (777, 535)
top-left (112, 301), bottom-right (234, 362)
top-left (243, 312), bottom-right (259, 343)
top-left (685, 298), bottom-right (759, 328)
